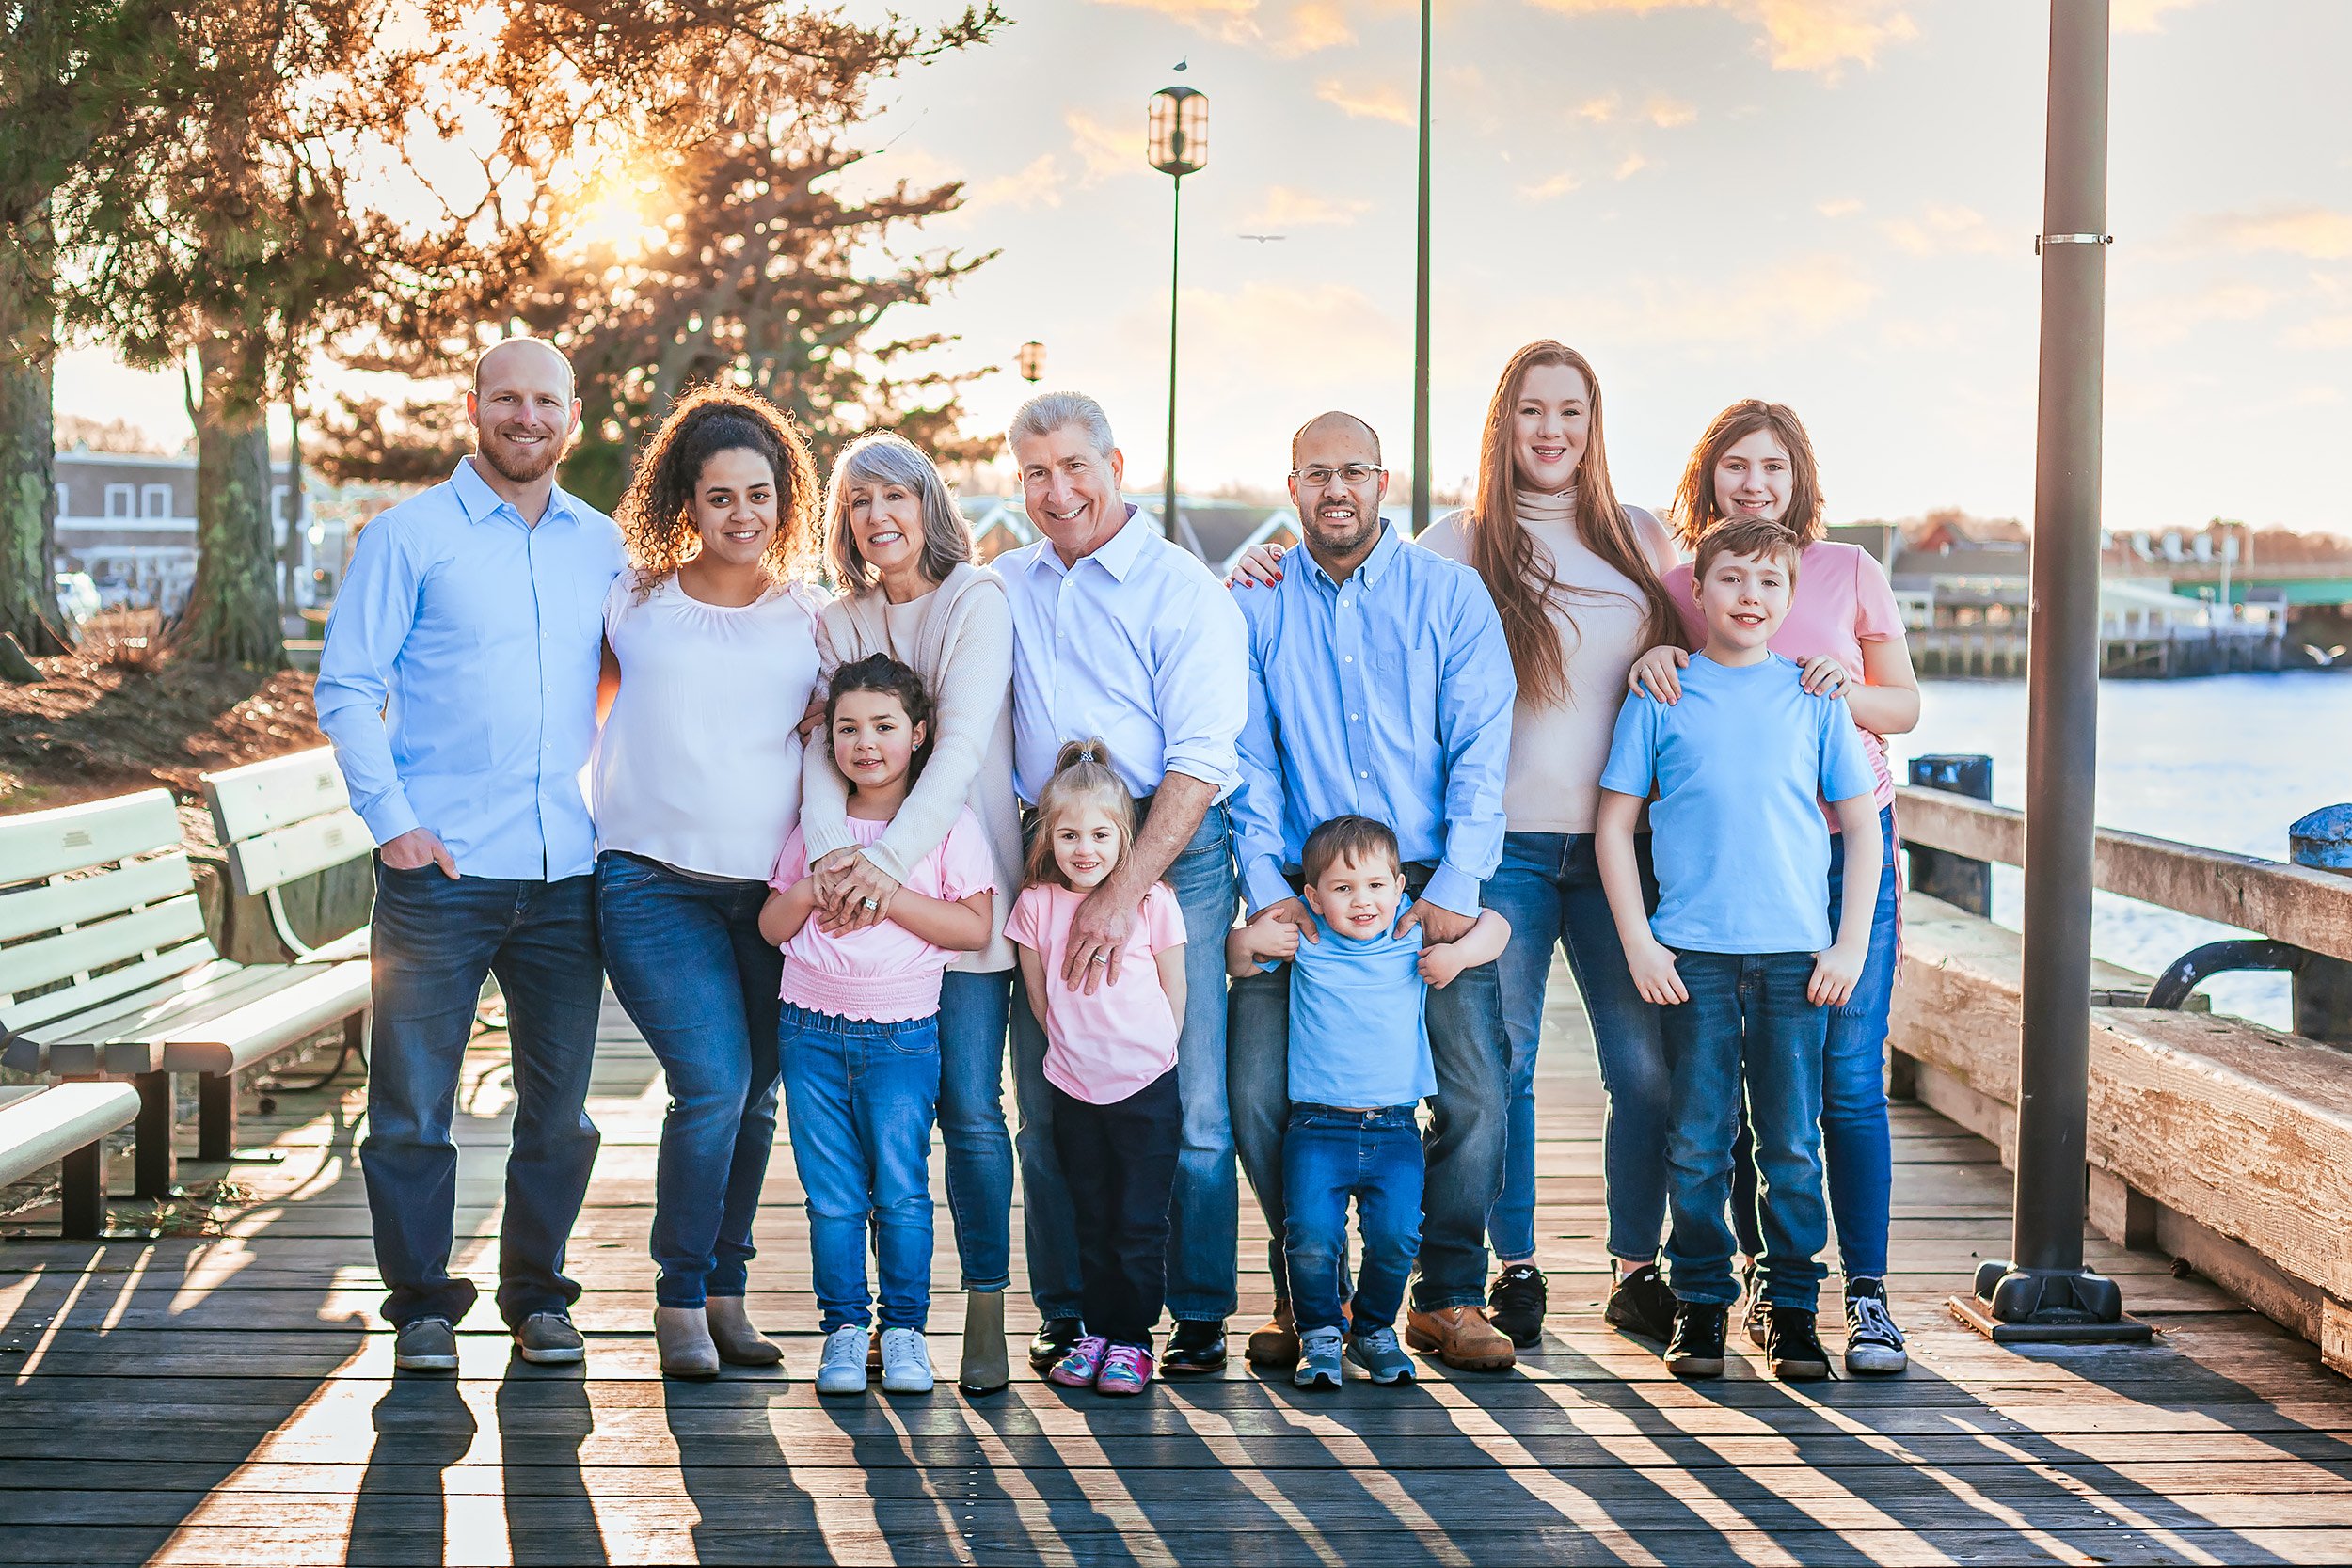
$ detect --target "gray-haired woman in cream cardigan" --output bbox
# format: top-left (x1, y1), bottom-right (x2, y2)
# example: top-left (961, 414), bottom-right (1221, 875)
top-left (800, 432), bottom-right (1025, 1395)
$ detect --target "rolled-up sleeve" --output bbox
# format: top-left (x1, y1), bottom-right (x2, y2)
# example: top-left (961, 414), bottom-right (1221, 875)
top-left (315, 519), bottom-right (422, 846)
top-left (1231, 600), bottom-right (1293, 915)
top-left (1152, 577), bottom-right (1248, 794)
top-left (1425, 577), bottom-right (1514, 916)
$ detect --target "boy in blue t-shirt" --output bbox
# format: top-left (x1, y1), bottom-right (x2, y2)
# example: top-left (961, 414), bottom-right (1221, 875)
top-left (1596, 518), bottom-right (1883, 1385)
top-left (1227, 816), bottom-right (1507, 1390)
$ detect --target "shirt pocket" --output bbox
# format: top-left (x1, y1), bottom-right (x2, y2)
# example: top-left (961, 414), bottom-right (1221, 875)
top-left (1370, 645), bottom-right (1441, 746)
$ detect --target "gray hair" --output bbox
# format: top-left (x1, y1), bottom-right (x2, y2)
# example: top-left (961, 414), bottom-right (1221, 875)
top-left (1006, 391), bottom-right (1116, 463)
top-left (824, 432), bottom-right (973, 594)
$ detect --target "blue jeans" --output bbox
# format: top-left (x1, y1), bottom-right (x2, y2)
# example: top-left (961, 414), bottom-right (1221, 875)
top-left (1485, 832), bottom-right (1666, 1264)
top-left (1660, 950), bottom-right (1829, 1312)
top-left (1013, 800), bottom-right (1237, 1323)
top-left (1229, 863), bottom-right (1506, 1312)
top-left (779, 1003), bottom-right (941, 1332)
top-left (595, 852), bottom-right (782, 1308)
top-left (1282, 1104), bottom-right (1424, 1336)
top-left (361, 861), bottom-right (604, 1329)
top-left (939, 969), bottom-right (1016, 1293)
top-left (1733, 803), bottom-right (1899, 1280)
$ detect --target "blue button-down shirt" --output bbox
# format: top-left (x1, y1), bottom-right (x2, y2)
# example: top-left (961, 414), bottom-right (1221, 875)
top-left (316, 459), bottom-right (625, 880)
top-left (1001, 507), bottom-right (1248, 805)
top-left (1232, 522), bottom-right (1514, 918)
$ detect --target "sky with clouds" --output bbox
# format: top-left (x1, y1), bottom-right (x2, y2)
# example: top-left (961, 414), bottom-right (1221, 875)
top-left (55, 0), bottom-right (2352, 533)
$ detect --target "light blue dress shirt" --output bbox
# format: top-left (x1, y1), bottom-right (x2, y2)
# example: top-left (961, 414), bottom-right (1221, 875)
top-left (1232, 522), bottom-right (1514, 919)
top-left (1000, 506), bottom-right (1248, 805)
top-left (316, 458), bottom-right (626, 880)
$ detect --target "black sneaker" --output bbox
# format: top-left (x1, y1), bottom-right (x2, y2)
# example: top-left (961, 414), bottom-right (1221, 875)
top-left (1740, 1260), bottom-right (1770, 1348)
top-left (1663, 1302), bottom-right (1727, 1379)
top-left (1843, 1278), bottom-right (1909, 1374)
top-left (1486, 1264), bottom-right (1548, 1348)
top-left (1765, 1306), bottom-right (1833, 1381)
top-left (1602, 1262), bottom-right (1677, 1343)
top-left (1027, 1317), bottom-right (1083, 1374)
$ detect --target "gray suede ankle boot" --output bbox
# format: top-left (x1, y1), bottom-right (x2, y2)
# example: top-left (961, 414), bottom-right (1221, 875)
top-left (655, 1306), bottom-right (721, 1379)
top-left (705, 1295), bottom-right (783, 1366)
top-left (959, 1290), bottom-right (1009, 1395)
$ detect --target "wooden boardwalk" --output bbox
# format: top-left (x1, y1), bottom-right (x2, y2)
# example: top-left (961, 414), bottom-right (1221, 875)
top-left (8, 961), bottom-right (2352, 1566)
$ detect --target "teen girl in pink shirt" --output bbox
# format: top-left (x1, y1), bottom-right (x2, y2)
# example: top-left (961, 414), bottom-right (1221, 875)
top-left (1003, 740), bottom-right (1188, 1397)
top-left (1628, 399), bottom-right (1922, 1377)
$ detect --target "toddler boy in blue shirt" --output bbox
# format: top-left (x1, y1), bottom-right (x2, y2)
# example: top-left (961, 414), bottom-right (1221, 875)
top-left (1228, 816), bottom-right (1507, 1389)
top-left (1595, 518), bottom-right (1883, 1384)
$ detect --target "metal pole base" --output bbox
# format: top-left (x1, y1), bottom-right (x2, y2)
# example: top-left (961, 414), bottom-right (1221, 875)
top-left (1949, 1259), bottom-right (2152, 1344)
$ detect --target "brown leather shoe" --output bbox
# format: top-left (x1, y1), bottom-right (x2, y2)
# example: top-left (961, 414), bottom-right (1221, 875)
top-left (1246, 1301), bottom-right (1299, 1368)
top-left (1405, 1305), bottom-right (1517, 1370)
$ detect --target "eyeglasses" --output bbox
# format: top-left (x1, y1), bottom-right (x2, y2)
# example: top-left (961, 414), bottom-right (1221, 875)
top-left (1290, 464), bottom-right (1384, 488)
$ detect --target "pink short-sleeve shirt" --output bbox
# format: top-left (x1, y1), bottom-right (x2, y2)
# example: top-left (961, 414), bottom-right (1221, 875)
top-left (769, 809), bottom-right (997, 1022)
top-left (1665, 540), bottom-right (1905, 809)
top-left (1004, 881), bottom-right (1186, 1105)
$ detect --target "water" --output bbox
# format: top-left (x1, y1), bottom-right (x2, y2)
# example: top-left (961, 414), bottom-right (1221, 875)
top-left (1891, 672), bottom-right (2352, 1030)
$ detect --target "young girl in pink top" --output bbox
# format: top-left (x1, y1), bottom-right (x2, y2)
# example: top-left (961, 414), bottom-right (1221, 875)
top-left (762, 655), bottom-right (996, 1399)
top-left (1628, 399), bottom-right (1922, 1377)
top-left (1002, 741), bottom-right (1188, 1397)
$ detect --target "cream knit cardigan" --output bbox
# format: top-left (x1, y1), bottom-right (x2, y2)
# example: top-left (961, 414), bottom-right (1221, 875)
top-left (798, 561), bottom-right (1023, 974)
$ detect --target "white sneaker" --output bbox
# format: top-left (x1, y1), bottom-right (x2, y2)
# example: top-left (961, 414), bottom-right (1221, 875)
top-left (817, 1324), bottom-right (869, 1396)
top-left (880, 1327), bottom-right (935, 1394)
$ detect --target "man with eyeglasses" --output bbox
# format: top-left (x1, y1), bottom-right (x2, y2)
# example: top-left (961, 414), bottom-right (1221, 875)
top-left (1225, 411), bottom-right (1518, 1371)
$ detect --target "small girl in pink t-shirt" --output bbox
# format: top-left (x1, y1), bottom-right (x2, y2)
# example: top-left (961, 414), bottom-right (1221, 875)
top-left (760, 656), bottom-right (995, 1400)
top-left (1002, 739), bottom-right (1188, 1398)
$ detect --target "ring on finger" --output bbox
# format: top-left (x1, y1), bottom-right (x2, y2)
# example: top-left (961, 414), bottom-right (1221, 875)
top-left (861, 897), bottom-right (879, 910)
top-left (1089, 953), bottom-right (1109, 965)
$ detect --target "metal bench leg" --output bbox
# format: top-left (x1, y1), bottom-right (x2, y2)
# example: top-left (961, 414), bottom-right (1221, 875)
top-left (133, 1070), bottom-right (177, 1199)
top-left (199, 1071), bottom-right (236, 1163)
top-left (60, 1140), bottom-right (107, 1240)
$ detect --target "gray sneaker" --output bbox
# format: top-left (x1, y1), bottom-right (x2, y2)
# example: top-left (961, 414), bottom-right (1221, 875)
top-left (394, 1317), bottom-right (458, 1373)
top-left (512, 1311), bottom-right (585, 1366)
top-left (1843, 1279), bottom-right (1909, 1374)
top-left (1344, 1325), bottom-right (1416, 1386)
top-left (1294, 1326), bottom-right (1343, 1390)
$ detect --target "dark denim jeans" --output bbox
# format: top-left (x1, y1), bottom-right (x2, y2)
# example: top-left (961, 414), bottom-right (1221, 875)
top-left (1282, 1103), bottom-right (1424, 1336)
top-left (779, 1003), bottom-right (941, 1332)
top-left (939, 969), bottom-right (1016, 1293)
top-left (1227, 862), bottom-right (1505, 1313)
top-left (1051, 1069), bottom-right (1182, 1348)
top-left (1013, 800), bottom-right (1237, 1323)
top-left (1484, 831), bottom-right (1666, 1265)
top-left (1660, 950), bottom-right (1829, 1312)
top-left (1733, 803), bottom-right (1900, 1281)
top-left (361, 860), bottom-right (604, 1329)
top-left (595, 852), bottom-right (782, 1308)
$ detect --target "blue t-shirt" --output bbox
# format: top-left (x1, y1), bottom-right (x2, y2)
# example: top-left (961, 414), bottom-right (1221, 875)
top-left (1285, 916), bottom-right (1436, 1108)
top-left (1598, 653), bottom-right (1878, 955)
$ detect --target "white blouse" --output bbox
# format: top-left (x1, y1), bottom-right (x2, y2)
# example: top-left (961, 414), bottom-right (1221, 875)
top-left (591, 572), bottom-right (823, 880)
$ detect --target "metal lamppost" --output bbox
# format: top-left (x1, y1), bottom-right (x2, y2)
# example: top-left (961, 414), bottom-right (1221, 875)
top-left (1016, 341), bottom-right (1046, 383)
top-left (1952, 0), bottom-right (2147, 1346)
top-left (1148, 86), bottom-right (1207, 542)
top-left (1410, 0), bottom-right (1433, 536)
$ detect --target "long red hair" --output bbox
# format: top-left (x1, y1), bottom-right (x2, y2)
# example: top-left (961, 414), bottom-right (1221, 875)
top-left (1459, 341), bottom-right (1680, 708)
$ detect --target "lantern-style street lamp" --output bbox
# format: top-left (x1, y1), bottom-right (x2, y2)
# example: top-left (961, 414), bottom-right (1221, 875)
top-left (1016, 341), bottom-right (1045, 383)
top-left (1148, 86), bottom-right (1207, 541)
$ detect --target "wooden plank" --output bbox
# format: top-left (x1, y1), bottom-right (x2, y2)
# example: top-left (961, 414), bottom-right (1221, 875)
top-left (0, 853), bottom-right (193, 944)
top-left (0, 788), bottom-right (179, 887)
top-left (154, 962), bottom-right (369, 1075)
top-left (2, 935), bottom-right (220, 1037)
top-left (0, 895), bottom-right (209, 1001)
top-left (223, 809), bottom-right (372, 898)
top-left (0, 1083), bottom-right (140, 1187)
top-left (199, 748), bottom-right (351, 844)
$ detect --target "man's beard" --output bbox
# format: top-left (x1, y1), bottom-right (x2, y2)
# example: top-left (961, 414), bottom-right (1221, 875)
top-left (1308, 505), bottom-right (1378, 556)
top-left (476, 427), bottom-right (562, 484)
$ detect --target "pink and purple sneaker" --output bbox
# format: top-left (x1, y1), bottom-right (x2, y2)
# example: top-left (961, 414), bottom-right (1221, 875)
top-left (1095, 1342), bottom-right (1154, 1397)
top-left (1048, 1334), bottom-right (1109, 1388)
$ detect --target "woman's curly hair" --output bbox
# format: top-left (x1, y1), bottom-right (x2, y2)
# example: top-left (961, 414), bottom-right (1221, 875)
top-left (614, 385), bottom-right (820, 593)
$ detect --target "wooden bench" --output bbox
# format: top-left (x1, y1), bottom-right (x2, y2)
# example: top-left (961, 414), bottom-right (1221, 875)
top-left (200, 748), bottom-right (374, 967)
top-left (0, 1082), bottom-right (142, 1237)
top-left (0, 790), bottom-right (371, 1194)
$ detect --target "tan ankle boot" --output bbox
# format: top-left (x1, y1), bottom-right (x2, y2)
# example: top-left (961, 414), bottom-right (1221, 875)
top-left (1405, 1304), bottom-right (1517, 1370)
top-left (1246, 1301), bottom-right (1299, 1368)
top-left (705, 1295), bottom-right (783, 1366)
top-left (656, 1306), bottom-right (721, 1379)
top-left (959, 1289), bottom-right (1009, 1395)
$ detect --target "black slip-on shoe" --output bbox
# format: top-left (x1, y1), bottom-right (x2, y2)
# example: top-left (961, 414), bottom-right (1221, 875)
top-left (1160, 1319), bottom-right (1228, 1374)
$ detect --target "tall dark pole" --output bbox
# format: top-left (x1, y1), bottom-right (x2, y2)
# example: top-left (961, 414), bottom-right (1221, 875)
top-left (1954, 0), bottom-right (2145, 1343)
top-left (1410, 0), bottom-right (1432, 537)
top-left (1164, 172), bottom-right (1184, 543)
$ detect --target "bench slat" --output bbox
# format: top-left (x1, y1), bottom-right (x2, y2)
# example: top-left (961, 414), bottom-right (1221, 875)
top-left (201, 751), bottom-right (351, 843)
top-left (157, 962), bottom-right (371, 1076)
top-left (0, 790), bottom-right (180, 886)
top-left (0, 1083), bottom-right (142, 1189)
top-left (0, 852), bottom-right (195, 944)
top-left (0, 895), bottom-right (210, 1001)
top-left (224, 809), bottom-right (373, 897)
top-left (86, 965), bottom-right (308, 1074)
top-left (1, 937), bottom-right (221, 1036)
